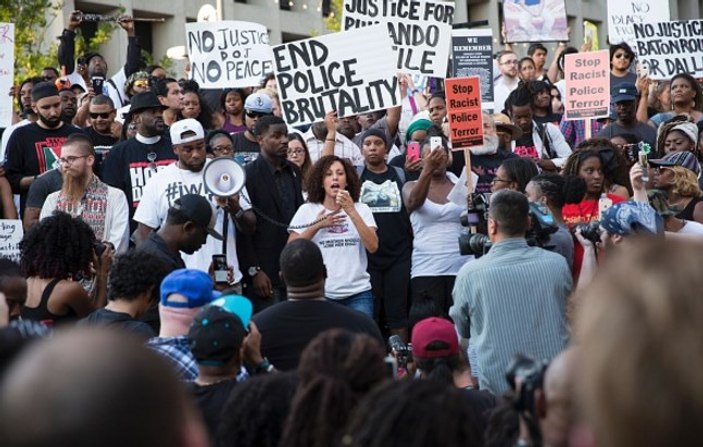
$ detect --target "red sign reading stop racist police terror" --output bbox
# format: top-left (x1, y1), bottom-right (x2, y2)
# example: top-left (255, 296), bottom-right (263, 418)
top-left (444, 76), bottom-right (483, 149)
top-left (564, 49), bottom-right (610, 120)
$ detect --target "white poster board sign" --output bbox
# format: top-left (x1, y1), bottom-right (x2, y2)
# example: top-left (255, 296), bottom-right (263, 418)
top-left (0, 219), bottom-right (22, 262)
top-left (273, 25), bottom-right (400, 127)
top-left (186, 21), bottom-right (273, 88)
top-left (634, 20), bottom-right (703, 80)
top-left (607, 0), bottom-right (671, 51)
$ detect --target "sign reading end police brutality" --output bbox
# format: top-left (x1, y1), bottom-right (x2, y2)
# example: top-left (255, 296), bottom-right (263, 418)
top-left (343, 0), bottom-right (454, 77)
top-left (186, 21), bottom-right (273, 88)
top-left (273, 25), bottom-right (400, 127)
top-left (564, 50), bottom-right (610, 120)
top-left (634, 20), bottom-right (703, 80)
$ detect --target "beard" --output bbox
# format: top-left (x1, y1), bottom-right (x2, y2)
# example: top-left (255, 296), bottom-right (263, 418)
top-left (62, 170), bottom-right (90, 203)
top-left (469, 134), bottom-right (500, 156)
top-left (38, 113), bottom-right (62, 128)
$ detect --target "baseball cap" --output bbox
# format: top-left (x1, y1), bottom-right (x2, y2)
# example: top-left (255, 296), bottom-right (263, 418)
top-left (611, 83), bottom-right (638, 103)
top-left (188, 305), bottom-right (247, 365)
top-left (172, 193), bottom-right (223, 240)
top-left (411, 317), bottom-right (459, 359)
top-left (210, 294), bottom-right (253, 328)
top-left (649, 151), bottom-right (701, 176)
top-left (170, 118), bottom-right (205, 145)
top-left (244, 92), bottom-right (273, 114)
top-left (160, 268), bottom-right (221, 308)
top-left (600, 201), bottom-right (663, 236)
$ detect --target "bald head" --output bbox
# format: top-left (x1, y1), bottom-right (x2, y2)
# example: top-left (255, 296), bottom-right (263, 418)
top-left (0, 328), bottom-right (207, 447)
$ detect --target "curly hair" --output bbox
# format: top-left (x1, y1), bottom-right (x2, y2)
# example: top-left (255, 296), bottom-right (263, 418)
top-left (305, 155), bottom-right (361, 203)
top-left (107, 251), bottom-right (170, 303)
top-left (341, 380), bottom-right (485, 447)
top-left (216, 372), bottom-right (299, 447)
top-left (281, 329), bottom-right (386, 447)
top-left (19, 211), bottom-right (95, 279)
top-left (668, 166), bottom-right (701, 198)
top-left (564, 139), bottom-right (632, 195)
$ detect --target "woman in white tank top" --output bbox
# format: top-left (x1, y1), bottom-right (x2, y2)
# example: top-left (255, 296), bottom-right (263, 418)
top-left (402, 135), bottom-right (473, 313)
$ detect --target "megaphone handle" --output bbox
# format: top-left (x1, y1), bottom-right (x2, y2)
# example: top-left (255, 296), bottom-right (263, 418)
top-left (221, 213), bottom-right (229, 256)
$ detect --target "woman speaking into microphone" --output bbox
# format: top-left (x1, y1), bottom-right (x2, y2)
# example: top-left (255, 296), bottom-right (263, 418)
top-left (288, 155), bottom-right (378, 317)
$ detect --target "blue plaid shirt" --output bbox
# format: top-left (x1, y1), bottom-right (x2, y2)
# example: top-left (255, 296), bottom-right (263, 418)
top-left (146, 335), bottom-right (250, 382)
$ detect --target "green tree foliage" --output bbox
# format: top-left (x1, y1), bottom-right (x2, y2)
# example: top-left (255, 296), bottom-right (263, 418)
top-left (324, 0), bottom-right (343, 32)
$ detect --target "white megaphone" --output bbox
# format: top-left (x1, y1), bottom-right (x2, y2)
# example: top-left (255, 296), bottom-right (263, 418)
top-left (203, 157), bottom-right (246, 197)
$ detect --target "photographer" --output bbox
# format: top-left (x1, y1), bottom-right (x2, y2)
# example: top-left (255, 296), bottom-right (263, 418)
top-left (450, 190), bottom-right (571, 395)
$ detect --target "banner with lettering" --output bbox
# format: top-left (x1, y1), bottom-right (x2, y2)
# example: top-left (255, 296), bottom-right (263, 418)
top-left (634, 20), bottom-right (703, 80)
top-left (607, 0), bottom-right (670, 52)
top-left (564, 50), bottom-right (610, 120)
top-left (342, 0), bottom-right (455, 77)
top-left (273, 25), bottom-right (400, 127)
top-left (0, 23), bottom-right (15, 128)
top-left (451, 28), bottom-right (494, 110)
top-left (186, 21), bottom-right (273, 88)
top-left (444, 77), bottom-right (484, 149)
top-left (0, 219), bottom-right (22, 262)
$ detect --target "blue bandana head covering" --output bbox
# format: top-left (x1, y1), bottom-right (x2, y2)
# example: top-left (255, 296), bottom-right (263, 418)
top-left (600, 201), bottom-right (663, 236)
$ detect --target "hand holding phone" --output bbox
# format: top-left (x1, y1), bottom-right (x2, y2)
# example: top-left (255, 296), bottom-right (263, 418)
top-left (212, 254), bottom-right (228, 284)
top-left (406, 141), bottom-right (420, 162)
top-left (91, 76), bottom-right (105, 94)
top-left (430, 136), bottom-right (442, 151)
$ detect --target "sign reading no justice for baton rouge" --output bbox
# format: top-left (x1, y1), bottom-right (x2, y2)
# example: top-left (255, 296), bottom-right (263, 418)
top-left (444, 77), bottom-right (484, 149)
top-left (563, 50), bottom-right (610, 120)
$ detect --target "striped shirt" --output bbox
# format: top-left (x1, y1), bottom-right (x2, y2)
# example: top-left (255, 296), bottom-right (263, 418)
top-left (450, 238), bottom-right (572, 394)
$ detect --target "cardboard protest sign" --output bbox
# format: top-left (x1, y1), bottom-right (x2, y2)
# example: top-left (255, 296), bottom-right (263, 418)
top-left (186, 21), bottom-right (273, 88)
top-left (342, 0), bottom-right (455, 77)
top-left (273, 25), bottom-right (400, 128)
top-left (444, 77), bottom-right (483, 149)
top-left (634, 20), bottom-right (703, 80)
top-left (563, 50), bottom-right (610, 120)
top-left (503, 0), bottom-right (568, 43)
top-left (0, 219), bottom-right (22, 262)
top-left (607, 0), bottom-right (670, 51)
top-left (584, 20), bottom-right (599, 50)
top-left (0, 24), bottom-right (14, 128)
top-left (451, 28), bottom-right (494, 110)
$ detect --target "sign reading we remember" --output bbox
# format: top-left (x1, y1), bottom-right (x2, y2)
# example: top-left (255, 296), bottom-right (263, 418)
top-left (0, 220), bottom-right (23, 262)
top-left (273, 25), bottom-right (400, 127)
top-left (0, 23), bottom-right (15, 128)
top-left (564, 50), bottom-right (610, 120)
top-left (444, 77), bottom-right (483, 149)
top-left (607, 0), bottom-right (670, 50)
top-left (342, 0), bottom-right (454, 77)
top-left (186, 21), bottom-right (273, 88)
top-left (451, 28), bottom-right (494, 109)
top-left (634, 20), bottom-right (703, 80)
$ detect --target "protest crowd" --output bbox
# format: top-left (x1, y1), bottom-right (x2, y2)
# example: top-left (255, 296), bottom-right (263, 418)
top-left (3, 3), bottom-right (703, 447)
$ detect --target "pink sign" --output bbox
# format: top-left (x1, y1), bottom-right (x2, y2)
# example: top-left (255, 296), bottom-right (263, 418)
top-left (564, 49), bottom-right (610, 121)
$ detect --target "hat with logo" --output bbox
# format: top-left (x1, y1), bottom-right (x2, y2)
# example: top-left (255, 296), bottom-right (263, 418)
top-left (600, 201), bottom-right (662, 236)
top-left (244, 92), bottom-right (273, 114)
top-left (411, 317), bottom-right (459, 359)
top-left (129, 91), bottom-right (168, 115)
top-left (188, 305), bottom-right (247, 365)
top-left (649, 150), bottom-right (701, 176)
top-left (160, 269), bottom-right (221, 308)
top-left (170, 118), bottom-right (205, 145)
top-left (210, 294), bottom-right (253, 328)
top-left (611, 83), bottom-right (638, 103)
top-left (171, 193), bottom-right (223, 240)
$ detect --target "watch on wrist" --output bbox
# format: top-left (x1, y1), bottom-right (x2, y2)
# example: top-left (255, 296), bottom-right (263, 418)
top-left (248, 266), bottom-right (261, 277)
top-left (254, 357), bottom-right (274, 374)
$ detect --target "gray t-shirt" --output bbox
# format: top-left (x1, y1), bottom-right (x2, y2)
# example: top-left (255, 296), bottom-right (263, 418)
top-left (547, 224), bottom-right (574, 271)
top-left (597, 121), bottom-right (657, 148)
top-left (25, 168), bottom-right (62, 209)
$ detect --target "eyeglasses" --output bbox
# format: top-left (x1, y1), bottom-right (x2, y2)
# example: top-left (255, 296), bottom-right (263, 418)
top-left (614, 53), bottom-right (632, 60)
top-left (58, 155), bottom-right (88, 165)
top-left (212, 145), bottom-right (234, 154)
top-left (89, 111), bottom-right (114, 119)
top-left (288, 148), bottom-right (304, 155)
top-left (246, 111), bottom-right (270, 119)
top-left (501, 59), bottom-right (518, 66)
top-left (491, 177), bottom-right (512, 185)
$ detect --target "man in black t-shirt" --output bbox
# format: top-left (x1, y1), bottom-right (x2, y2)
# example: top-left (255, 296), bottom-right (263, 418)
top-left (253, 239), bottom-right (383, 371)
top-left (5, 82), bottom-right (83, 214)
top-left (101, 91), bottom-right (176, 231)
top-left (84, 95), bottom-right (120, 176)
top-left (232, 92), bottom-right (273, 166)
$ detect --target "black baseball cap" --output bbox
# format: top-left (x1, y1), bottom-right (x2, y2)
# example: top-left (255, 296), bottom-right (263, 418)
top-left (172, 194), bottom-right (223, 240)
top-left (188, 305), bottom-right (247, 365)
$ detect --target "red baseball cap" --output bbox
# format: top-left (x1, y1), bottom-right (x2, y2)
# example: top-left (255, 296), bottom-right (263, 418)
top-left (411, 317), bottom-right (459, 359)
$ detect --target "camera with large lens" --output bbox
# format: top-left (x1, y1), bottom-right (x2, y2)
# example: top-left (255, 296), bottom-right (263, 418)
top-left (458, 193), bottom-right (491, 256)
top-left (575, 221), bottom-right (601, 244)
top-left (506, 353), bottom-right (549, 446)
top-left (526, 202), bottom-right (558, 249)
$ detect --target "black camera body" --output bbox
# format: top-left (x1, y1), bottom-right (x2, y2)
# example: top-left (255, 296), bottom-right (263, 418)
top-left (506, 353), bottom-right (549, 446)
top-left (388, 335), bottom-right (412, 370)
top-left (575, 221), bottom-right (601, 244)
top-left (459, 194), bottom-right (558, 257)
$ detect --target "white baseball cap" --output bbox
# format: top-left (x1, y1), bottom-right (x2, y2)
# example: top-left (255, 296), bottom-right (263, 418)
top-left (170, 118), bottom-right (205, 144)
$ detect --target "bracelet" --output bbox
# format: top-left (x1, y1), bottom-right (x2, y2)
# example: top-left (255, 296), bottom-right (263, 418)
top-left (234, 208), bottom-right (245, 219)
top-left (254, 358), bottom-right (274, 374)
top-left (325, 137), bottom-right (335, 142)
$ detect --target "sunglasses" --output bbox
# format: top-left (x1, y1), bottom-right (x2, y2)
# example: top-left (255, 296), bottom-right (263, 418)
top-left (246, 111), bottom-right (270, 119)
top-left (133, 80), bottom-right (150, 89)
top-left (614, 53), bottom-right (632, 60)
top-left (89, 111), bottom-right (114, 119)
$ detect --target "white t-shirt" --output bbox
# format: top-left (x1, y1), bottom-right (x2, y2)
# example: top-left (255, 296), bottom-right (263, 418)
top-left (133, 161), bottom-right (250, 281)
top-left (289, 202), bottom-right (377, 299)
top-left (679, 220), bottom-right (703, 235)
